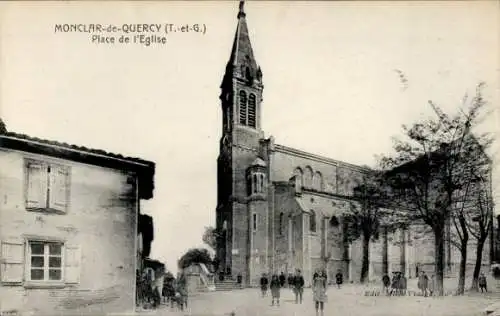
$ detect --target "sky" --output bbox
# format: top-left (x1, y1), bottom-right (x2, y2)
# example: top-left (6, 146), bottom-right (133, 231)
top-left (1, 1), bottom-right (499, 274)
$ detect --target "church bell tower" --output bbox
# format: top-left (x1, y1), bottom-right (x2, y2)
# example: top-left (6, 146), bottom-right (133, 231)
top-left (216, 1), bottom-right (266, 285)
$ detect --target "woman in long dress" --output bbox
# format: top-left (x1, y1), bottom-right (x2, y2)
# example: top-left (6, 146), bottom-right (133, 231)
top-left (270, 274), bottom-right (281, 306)
top-left (312, 270), bottom-right (328, 316)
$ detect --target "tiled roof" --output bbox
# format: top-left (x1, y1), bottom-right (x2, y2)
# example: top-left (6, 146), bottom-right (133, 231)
top-left (1, 131), bottom-right (153, 167)
top-left (0, 131), bottom-right (155, 199)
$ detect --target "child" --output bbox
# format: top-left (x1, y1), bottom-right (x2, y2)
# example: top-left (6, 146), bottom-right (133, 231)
top-left (382, 274), bottom-right (391, 295)
top-left (260, 273), bottom-right (269, 297)
top-left (399, 273), bottom-right (407, 296)
top-left (479, 272), bottom-right (488, 293)
top-left (270, 274), bottom-right (281, 306)
top-left (335, 270), bottom-right (343, 289)
top-left (428, 274), bottom-right (435, 296)
top-left (390, 272), bottom-right (400, 296)
top-left (176, 274), bottom-right (188, 310)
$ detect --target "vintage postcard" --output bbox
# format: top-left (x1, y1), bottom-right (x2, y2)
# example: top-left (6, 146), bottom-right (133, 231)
top-left (0, 1), bottom-right (499, 315)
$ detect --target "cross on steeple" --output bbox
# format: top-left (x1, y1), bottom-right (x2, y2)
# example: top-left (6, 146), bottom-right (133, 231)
top-left (238, 1), bottom-right (246, 18)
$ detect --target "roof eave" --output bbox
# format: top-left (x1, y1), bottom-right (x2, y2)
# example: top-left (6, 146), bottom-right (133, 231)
top-left (0, 134), bottom-right (156, 200)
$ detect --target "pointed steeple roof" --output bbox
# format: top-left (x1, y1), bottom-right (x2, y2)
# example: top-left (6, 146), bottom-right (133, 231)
top-left (223, 1), bottom-right (262, 84)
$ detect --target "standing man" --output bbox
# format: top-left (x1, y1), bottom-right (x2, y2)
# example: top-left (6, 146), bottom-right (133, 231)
top-left (279, 272), bottom-right (286, 288)
top-left (287, 273), bottom-right (294, 289)
top-left (293, 269), bottom-right (305, 304)
top-left (417, 271), bottom-right (428, 297)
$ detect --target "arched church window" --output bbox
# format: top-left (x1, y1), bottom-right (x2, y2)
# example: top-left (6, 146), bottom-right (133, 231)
top-left (248, 93), bottom-right (256, 128)
top-left (293, 168), bottom-right (303, 191)
top-left (252, 213), bottom-right (257, 232)
top-left (257, 173), bottom-right (262, 193)
top-left (252, 174), bottom-right (258, 194)
top-left (259, 173), bottom-right (265, 192)
top-left (239, 90), bottom-right (247, 125)
top-left (304, 166), bottom-right (313, 188)
top-left (310, 210), bottom-right (317, 232)
top-left (279, 212), bottom-right (284, 235)
top-left (246, 174), bottom-right (252, 196)
top-left (313, 171), bottom-right (323, 191)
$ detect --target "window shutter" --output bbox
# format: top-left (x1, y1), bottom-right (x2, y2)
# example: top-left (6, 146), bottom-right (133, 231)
top-left (1, 239), bottom-right (25, 284)
top-left (26, 163), bottom-right (48, 209)
top-left (64, 245), bottom-right (81, 284)
top-left (49, 165), bottom-right (69, 212)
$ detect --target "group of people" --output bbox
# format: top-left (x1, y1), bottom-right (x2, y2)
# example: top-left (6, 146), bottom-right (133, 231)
top-left (382, 271), bottom-right (408, 296)
top-left (136, 268), bottom-right (188, 311)
top-left (415, 270), bottom-right (489, 296)
top-left (259, 269), bottom-right (343, 316)
top-left (382, 270), bottom-right (489, 297)
top-left (161, 274), bottom-right (189, 311)
top-left (136, 268), bottom-right (162, 309)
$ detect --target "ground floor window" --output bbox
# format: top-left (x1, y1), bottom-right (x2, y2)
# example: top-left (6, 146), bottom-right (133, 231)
top-left (27, 240), bottom-right (63, 282)
top-left (1, 238), bottom-right (80, 286)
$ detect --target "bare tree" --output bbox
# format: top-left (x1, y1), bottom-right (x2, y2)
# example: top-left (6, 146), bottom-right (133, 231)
top-left (344, 172), bottom-right (389, 283)
top-left (466, 178), bottom-right (494, 291)
top-left (449, 167), bottom-right (472, 295)
top-left (379, 83), bottom-right (491, 296)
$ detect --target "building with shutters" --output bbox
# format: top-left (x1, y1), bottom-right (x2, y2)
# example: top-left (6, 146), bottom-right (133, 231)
top-left (0, 131), bottom-right (155, 315)
top-left (215, 2), bottom-right (495, 288)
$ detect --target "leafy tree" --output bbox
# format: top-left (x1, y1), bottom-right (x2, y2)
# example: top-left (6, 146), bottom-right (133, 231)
top-left (379, 83), bottom-right (491, 296)
top-left (202, 226), bottom-right (224, 272)
top-left (202, 226), bottom-right (220, 251)
top-left (178, 248), bottom-right (213, 270)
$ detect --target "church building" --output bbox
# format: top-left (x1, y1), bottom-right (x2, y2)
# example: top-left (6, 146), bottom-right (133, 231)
top-left (215, 2), bottom-right (494, 287)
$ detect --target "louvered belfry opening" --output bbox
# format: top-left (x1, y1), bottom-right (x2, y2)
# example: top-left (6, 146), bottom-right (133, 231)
top-left (239, 90), bottom-right (247, 125)
top-left (248, 93), bottom-right (256, 128)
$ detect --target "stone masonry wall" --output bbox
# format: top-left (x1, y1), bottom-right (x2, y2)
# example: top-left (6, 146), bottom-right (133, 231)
top-left (248, 199), bottom-right (268, 285)
top-left (0, 149), bottom-right (138, 315)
